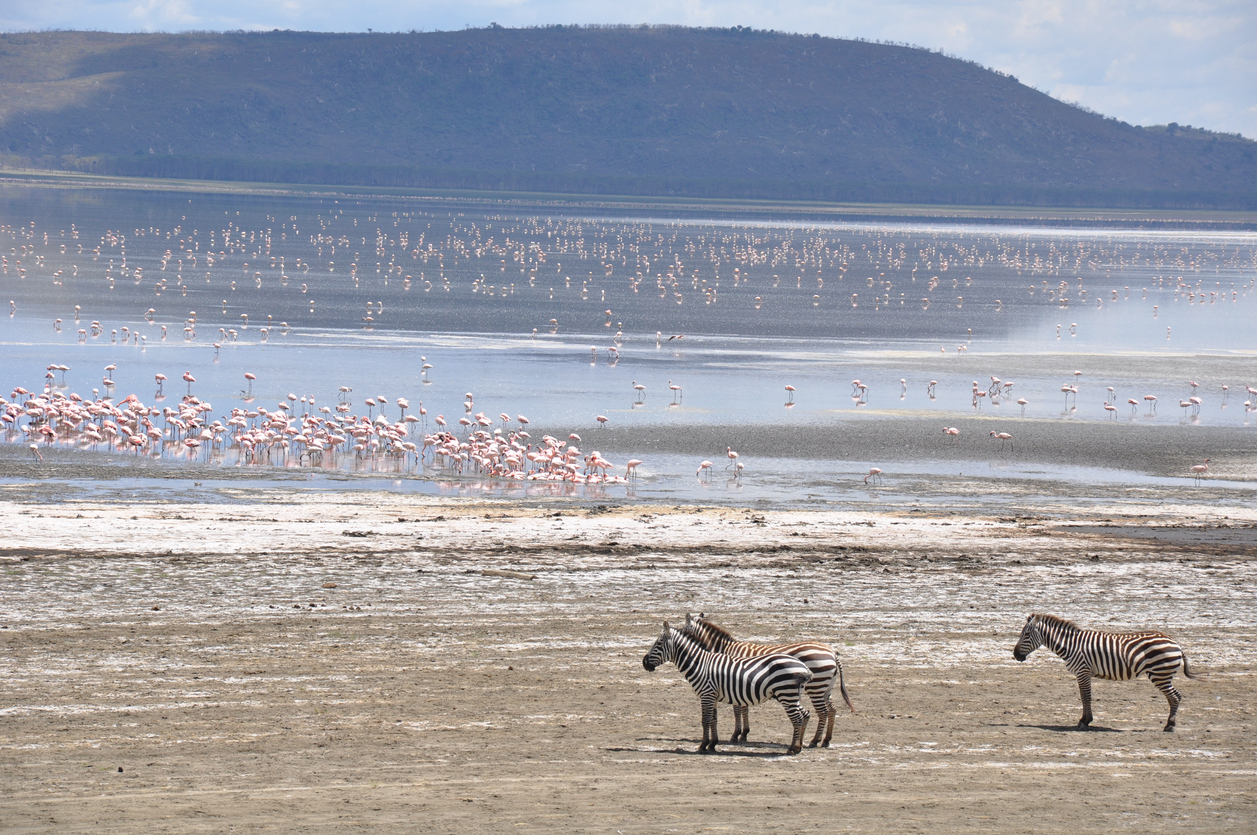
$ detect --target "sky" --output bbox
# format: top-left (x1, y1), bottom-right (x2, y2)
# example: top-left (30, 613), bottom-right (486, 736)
top-left (2, 0), bottom-right (1253, 139)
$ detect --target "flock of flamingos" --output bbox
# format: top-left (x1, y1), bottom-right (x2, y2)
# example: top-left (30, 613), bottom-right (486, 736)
top-left (3, 359), bottom-right (1234, 485)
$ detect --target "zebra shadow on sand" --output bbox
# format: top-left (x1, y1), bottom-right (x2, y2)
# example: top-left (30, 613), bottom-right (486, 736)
top-left (610, 738), bottom-right (806, 758)
top-left (1014, 723), bottom-right (1123, 734)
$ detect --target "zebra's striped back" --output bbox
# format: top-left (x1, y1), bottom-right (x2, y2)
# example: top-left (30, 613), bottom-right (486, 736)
top-left (643, 624), bottom-right (812, 708)
top-left (685, 613), bottom-right (855, 713)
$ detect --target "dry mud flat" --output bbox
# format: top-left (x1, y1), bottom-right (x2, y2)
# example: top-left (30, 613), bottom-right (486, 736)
top-left (1, 495), bottom-right (1255, 833)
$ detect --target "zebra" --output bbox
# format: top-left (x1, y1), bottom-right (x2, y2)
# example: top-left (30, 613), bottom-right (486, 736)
top-left (642, 622), bottom-right (814, 754)
top-left (683, 613), bottom-right (856, 748)
top-left (1013, 613), bottom-right (1200, 732)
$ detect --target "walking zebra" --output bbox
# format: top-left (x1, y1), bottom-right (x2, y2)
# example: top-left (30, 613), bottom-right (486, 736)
top-left (1013, 613), bottom-right (1200, 731)
top-left (642, 622), bottom-right (814, 754)
top-left (684, 613), bottom-right (855, 747)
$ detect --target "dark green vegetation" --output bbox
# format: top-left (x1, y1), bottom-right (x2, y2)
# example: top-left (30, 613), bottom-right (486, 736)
top-left (1, 26), bottom-right (1254, 208)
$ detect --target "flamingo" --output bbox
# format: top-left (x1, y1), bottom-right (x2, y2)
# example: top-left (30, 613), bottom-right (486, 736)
top-left (864, 467), bottom-right (882, 485)
top-left (1190, 459), bottom-right (1209, 484)
top-left (784, 385), bottom-right (796, 403)
top-left (696, 460), bottom-right (713, 480)
top-left (725, 446), bottom-right (738, 469)
top-left (668, 380), bottom-right (682, 403)
top-left (154, 373), bottom-right (167, 393)
top-left (244, 372), bottom-right (256, 396)
top-left (625, 459), bottom-right (643, 481)
top-left (631, 380), bottom-right (646, 402)
top-left (1017, 398), bottom-right (1028, 415)
top-left (182, 371), bottom-right (195, 394)
top-left (596, 415), bottom-right (609, 427)
top-left (990, 430), bottom-right (1013, 451)
top-left (943, 426), bottom-right (960, 442)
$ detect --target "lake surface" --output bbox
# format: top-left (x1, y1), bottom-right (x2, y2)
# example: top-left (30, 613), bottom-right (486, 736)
top-left (2, 183), bottom-right (1255, 504)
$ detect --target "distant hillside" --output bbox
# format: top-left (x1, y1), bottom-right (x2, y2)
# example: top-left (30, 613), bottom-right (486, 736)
top-left (1, 26), bottom-right (1254, 208)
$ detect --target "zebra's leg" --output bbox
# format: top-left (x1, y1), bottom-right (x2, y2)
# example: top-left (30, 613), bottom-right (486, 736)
top-left (786, 678), bottom-right (811, 754)
top-left (784, 695), bottom-right (809, 755)
top-left (1075, 671), bottom-right (1094, 729)
top-left (732, 705), bottom-right (749, 742)
top-left (700, 695), bottom-right (718, 753)
top-left (1151, 674), bottom-right (1183, 732)
top-left (823, 697), bottom-right (837, 748)
top-left (807, 690), bottom-right (831, 748)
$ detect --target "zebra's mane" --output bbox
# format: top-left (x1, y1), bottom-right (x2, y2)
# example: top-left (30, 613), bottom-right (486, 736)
top-left (669, 625), bottom-right (706, 654)
top-left (1034, 613), bottom-right (1081, 633)
top-left (692, 616), bottom-right (736, 641)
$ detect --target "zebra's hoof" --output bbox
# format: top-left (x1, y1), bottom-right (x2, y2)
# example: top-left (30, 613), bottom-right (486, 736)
top-left (1077, 720), bottom-right (1091, 730)
top-left (786, 745), bottom-right (802, 755)
top-left (1163, 724), bottom-right (1175, 732)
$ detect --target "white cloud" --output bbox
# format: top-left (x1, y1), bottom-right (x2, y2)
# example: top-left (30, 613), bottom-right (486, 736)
top-left (0, 0), bottom-right (1253, 137)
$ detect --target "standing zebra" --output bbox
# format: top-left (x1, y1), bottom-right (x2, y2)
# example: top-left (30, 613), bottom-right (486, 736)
top-left (684, 613), bottom-right (855, 748)
top-left (1013, 613), bottom-right (1200, 731)
top-left (642, 622), bottom-right (814, 754)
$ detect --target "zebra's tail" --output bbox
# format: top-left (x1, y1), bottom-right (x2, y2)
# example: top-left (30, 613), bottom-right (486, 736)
top-left (1182, 653), bottom-right (1202, 680)
top-left (837, 659), bottom-right (856, 713)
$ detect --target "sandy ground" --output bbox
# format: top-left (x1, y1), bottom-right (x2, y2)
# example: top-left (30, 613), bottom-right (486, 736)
top-left (1, 483), bottom-right (1255, 834)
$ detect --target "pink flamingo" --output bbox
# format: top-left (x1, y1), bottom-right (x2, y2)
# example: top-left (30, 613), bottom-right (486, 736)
top-left (154, 373), bottom-right (167, 393)
top-left (697, 460), bottom-right (713, 481)
top-left (943, 426), bottom-right (960, 441)
top-left (990, 430), bottom-right (1013, 451)
top-left (668, 380), bottom-right (682, 403)
top-left (864, 467), bottom-right (882, 485)
top-left (182, 371), bottom-right (195, 394)
top-left (784, 385), bottom-right (796, 403)
top-left (726, 446), bottom-right (739, 469)
top-left (1190, 459), bottom-right (1210, 484)
top-left (625, 459), bottom-right (643, 481)
top-left (243, 372), bottom-right (256, 396)
top-left (596, 415), bottom-right (609, 427)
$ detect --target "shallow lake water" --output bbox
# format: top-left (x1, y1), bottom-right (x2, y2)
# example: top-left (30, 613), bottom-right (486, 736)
top-left (2, 184), bottom-right (1255, 504)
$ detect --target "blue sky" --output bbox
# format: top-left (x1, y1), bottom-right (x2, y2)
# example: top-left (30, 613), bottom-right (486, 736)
top-left (2, 0), bottom-right (1253, 138)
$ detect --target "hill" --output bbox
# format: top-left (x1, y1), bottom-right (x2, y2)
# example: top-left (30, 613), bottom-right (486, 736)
top-left (1, 26), bottom-right (1254, 208)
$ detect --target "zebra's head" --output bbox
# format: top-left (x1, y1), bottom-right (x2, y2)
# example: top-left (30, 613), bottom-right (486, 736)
top-left (643, 622), bottom-right (674, 671)
top-left (1013, 614), bottom-right (1043, 662)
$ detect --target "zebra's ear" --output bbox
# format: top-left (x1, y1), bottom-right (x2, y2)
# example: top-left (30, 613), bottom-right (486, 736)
top-left (663, 620), bottom-right (670, 630)
top-left (685, 612), bottom-right (693, 626)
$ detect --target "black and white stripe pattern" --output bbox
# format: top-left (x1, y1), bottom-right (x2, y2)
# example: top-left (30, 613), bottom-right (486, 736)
top-left (683, 613), bottom-right (855, 748)
top-left (642, 622), bottom-right (814, 754)
top-left (1013, 613), bottom-right (1200, 731)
